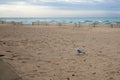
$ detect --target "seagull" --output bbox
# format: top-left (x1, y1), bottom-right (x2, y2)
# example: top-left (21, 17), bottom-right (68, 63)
top-left (76, 48), bottom-right (85, 55)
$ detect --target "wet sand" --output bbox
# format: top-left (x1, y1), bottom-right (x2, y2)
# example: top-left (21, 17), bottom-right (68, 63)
top-left (0, 23), bottom-right (120, 80)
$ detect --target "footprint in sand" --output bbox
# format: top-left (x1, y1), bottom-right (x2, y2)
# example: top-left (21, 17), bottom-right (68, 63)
top-left (92, 72), bottom-right (96, 75)
top-left (99, 51), bottom-right (102, 53)
top-left (108, 77), bottom-right (115, 80)
top-left (37, 65), bottom-right (40, 68)
top-left (67, 77), bottom-right (70, 80)
top-left (6, 50), bottom-right (12, 53)
top-left (21, 61), bottom-right (27, 63)
top-left (0, 54), bottom-right (5, 57)
top-left (82, 46), bottom-right (86, 48)
top-left (72, 74), bottom-right (75, 76)
top-left (12, 54), bottom-right (19, 58)
top-left (33, 70), bottom-right (38, 72)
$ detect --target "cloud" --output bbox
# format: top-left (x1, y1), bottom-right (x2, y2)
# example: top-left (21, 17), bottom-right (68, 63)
top-left (29, 0), bottom-right (120, 10)
top-left (0, 0), bottom-right (120, 17)
top-left (0, 4), bottom-right (52, 17)
top-left (0, 4), bottom-right (120, 17)
top-left (0, 0), bottom-right (120, 4)
top-left (32, 0), bottom-right (119, 3)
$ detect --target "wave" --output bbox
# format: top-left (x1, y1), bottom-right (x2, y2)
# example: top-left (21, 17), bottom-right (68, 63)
top-left (0, 17), bottom-right (120, 24)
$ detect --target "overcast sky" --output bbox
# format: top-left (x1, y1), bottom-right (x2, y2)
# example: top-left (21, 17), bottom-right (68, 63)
top-left (0, 0), bottom-right (120, 17)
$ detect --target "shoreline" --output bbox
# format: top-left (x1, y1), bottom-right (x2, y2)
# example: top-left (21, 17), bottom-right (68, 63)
top-left (0, 17), bottom-right (120, 25)
top-left (0, 21), bottom-right (120, 28)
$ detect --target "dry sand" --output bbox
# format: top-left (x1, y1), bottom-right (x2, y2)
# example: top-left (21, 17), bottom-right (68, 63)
top-left (0, 59), bottom-right (21, 80)
top-left (0, 23), bottom-right (120, 80)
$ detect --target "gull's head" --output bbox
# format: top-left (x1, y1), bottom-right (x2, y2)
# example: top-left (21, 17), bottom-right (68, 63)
top-left (76, 48), bottom-right (82, 53)
top-left (76, 48), bottom-right (86, 55)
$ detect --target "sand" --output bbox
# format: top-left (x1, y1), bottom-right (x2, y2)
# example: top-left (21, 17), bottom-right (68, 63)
top-left (0, 23), bottom-right (120, 80)
top-left (0, 59), bottom-right (21, 80)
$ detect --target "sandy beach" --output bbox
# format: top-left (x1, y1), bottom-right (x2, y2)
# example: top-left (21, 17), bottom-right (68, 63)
top-left (0, 23), bottom-right (120, 80)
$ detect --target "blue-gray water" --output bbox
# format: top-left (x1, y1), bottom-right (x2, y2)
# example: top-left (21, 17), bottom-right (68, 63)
top-left (0, 17), bottom-right (120, 24)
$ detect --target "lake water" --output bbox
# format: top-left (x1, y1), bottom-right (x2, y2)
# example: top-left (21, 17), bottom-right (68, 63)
top-left (0, 17), bottom-right (120, 24)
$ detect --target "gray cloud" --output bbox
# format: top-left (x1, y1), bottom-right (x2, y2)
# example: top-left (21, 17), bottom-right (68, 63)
top-left (0, 0), bottom-right (120, 10)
